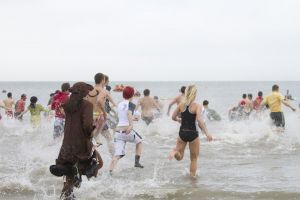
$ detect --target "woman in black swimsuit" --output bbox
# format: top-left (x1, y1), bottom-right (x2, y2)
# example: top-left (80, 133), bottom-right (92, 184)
top-left (168, 85), bottom-right (213, 177)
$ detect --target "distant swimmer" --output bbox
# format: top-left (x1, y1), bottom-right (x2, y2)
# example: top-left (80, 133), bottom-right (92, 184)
top-left (19, 96), bottom-right (46, 128)
top-left (244, 93), bottom-right (254, 116)
top-left (253, 91), bottom-right (264, 111)
top-left (136, 89), bottom-right (161, 125)
top-left (49, 82), bottom-right (102, 200)
top-left (168, 85), bottom-right (213, 177)
top-left (3, 92), bottom-right (15, 119)
top-left (285, 89), bottom-right (294, 100)
top-left (153, 96), bottom-right (164, 118)
top-left (14, 94), bottom-right (27, 120)
top-left (260, 84), bottom-right (296, 130)
top-left (167, 86), bottom-right (186, 116)
top-left (109, 86), bottom-right (144, 175)
top-left (51, 83), bottom-right (70, 139)
top-left (239, 93), bottom-right (247, 107)
top-left (0, 101), bottom-right (9, 121)
top-left (203, 100), bottom-right (221, 121)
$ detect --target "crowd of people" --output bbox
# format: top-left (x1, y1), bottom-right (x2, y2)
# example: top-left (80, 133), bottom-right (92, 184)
top-left (0, 75), bottom-right (297, 199)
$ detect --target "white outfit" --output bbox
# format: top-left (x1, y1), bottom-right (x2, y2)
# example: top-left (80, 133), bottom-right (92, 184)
top-left (114, 100), bottom-right (142, 156)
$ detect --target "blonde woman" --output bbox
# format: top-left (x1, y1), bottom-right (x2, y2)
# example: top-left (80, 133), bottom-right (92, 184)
top-left (168, 85), bottom-right (213, 177)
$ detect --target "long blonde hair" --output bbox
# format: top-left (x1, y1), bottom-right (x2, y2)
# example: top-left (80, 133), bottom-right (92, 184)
top-left (180, 85), bottom-right (197, 110)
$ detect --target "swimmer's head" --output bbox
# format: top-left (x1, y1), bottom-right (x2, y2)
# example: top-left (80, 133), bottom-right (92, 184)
top-left (180, 86), bottom-right (186, 94)
top-left (21, 94), bottom-right (27, 100)
top-left (203, 100), bottom-right (209, 106)
top-left (94, 73), bottom-right (105, 84)
top-left (123, 86), bottom-right (135, 100)
top-left (258, 91), bottom-right (263, 97)
top-left (134, 91), bottom-right (141, 97)
top-left (106, 85), bottom-right (111, 92)
top-left (30, 96), bottom-right (38, 108)
top-left (30, 96), bottom-right (38, 104)
top-left (143, 89), bottom-right (150, 97)
top-left (7, 92), bottom-right (12, 98)
top-left (242, 94), bottom-right (247, 99)
top-left (154, 96), bottom-right (159, 100)
top-left (272, 84), bottom-right (279, 92)
top-left (61, 82), bottom-right (71, 92)
top-left (248, 93), bottom-right (253, 100)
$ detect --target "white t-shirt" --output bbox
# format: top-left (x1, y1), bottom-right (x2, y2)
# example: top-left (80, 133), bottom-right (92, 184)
top-left (117, 100), bottom-right (136, 127)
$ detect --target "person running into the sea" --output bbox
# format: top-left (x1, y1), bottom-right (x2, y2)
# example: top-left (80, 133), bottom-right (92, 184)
top-left (253, 91), bottom-right (264, 111)
top-left (168, 85), bottom-right (213, 177)
top-left (239, 94), bottom-right (247, 106)
top-left (167, 86), bottom-right (186, 116)
top-left (100, 74), bottom-right (117, 156)
top-left (109, 86), bottom-right (144, 174)
top-left (0, 101), bottom-right (9, 121)
top-left (244, 93), bottom-right (254, 116)
top-left (86, 73), bottom-right (107, 146)
top-left (14, 94), bottom-right (27, 120)
top-left (18, 96), bottom-right (46, 128)
top-left (136, 89), bottom-right (161, 125)
top-left (87, 73), bottom-right (116, 154)
top-left (49, 82), bottom-right (103, 200)
top-left (3, 92), bottom-right (15, 118)
top-left (48, 90), bottom-right (60, 106)
top-left (203, 100), bottom-right (221, 121)
top-left (153, 96), bottom-right (164, 118)
top-left (51, 83), bottom-right (70, 139)
top-left (260, 84), bottom-right (296, 130)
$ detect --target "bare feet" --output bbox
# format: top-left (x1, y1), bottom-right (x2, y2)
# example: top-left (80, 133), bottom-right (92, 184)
top-left (168, 148), bottom-right (177, 160)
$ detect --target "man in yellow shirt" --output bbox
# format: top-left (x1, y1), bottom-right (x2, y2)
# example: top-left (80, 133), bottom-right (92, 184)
top-left (261, 84), bottom-right (296, 128)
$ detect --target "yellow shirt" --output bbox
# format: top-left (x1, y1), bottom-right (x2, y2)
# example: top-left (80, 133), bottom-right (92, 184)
top-left (263, 92), bottom-right (284, 112)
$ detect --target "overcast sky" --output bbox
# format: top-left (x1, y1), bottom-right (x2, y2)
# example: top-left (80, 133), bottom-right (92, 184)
top-left (0, 0), bottom-right (299, 81)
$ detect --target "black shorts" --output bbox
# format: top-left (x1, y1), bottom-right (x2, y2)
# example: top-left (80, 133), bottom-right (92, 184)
top-left (270, 112), bottom-right (285, 128)
top-left (179, 129), bottom-right (199, 143)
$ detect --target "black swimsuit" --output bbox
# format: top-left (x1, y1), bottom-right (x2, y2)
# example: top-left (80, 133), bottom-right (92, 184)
top-left (179, 106), bottom-right (199, 142)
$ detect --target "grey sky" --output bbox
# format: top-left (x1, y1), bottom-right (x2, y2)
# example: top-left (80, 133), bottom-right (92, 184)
top-left (0, 0), bottom-right (300, 81)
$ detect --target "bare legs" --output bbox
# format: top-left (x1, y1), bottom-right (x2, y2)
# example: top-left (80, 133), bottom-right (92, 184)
top-left (169, 137), bottom-right (200, 177)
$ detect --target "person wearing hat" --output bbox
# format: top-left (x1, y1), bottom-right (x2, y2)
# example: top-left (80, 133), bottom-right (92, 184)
top-left (109, 86), bottom-right (144, 175)
top-left (14, 94), bottom-right (27, 120)
top-left (50, 82), bottom-right (103, 199)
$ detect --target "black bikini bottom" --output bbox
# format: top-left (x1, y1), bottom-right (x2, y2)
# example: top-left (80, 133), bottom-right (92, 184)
top-left (179, 129), bottom-right (199, 142)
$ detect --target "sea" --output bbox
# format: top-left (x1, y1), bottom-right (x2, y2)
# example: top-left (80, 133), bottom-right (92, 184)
top-left (0, 81), bottom-right (299, 200)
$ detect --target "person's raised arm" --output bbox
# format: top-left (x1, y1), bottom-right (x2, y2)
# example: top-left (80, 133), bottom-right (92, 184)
top-left (18, 108), bottom-right (29, 118)
top-left (196, 104), bottom-right (213, 141)
top-left (106, 92), bottom-right (117, 107)
top-left (152, 99), bottom-right (161, 111)
top-left (282, 100), bottom-right (296, 112)
top-left (135, 99), bottom-right (141, 111)
top-left (172, 105), bottom-right (181, 123)
top-left (167, 96), bottom-right (178, 116)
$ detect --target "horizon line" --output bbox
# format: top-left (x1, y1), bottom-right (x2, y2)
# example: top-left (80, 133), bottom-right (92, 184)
top-left (0, 80), bottom-right (300, 82)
